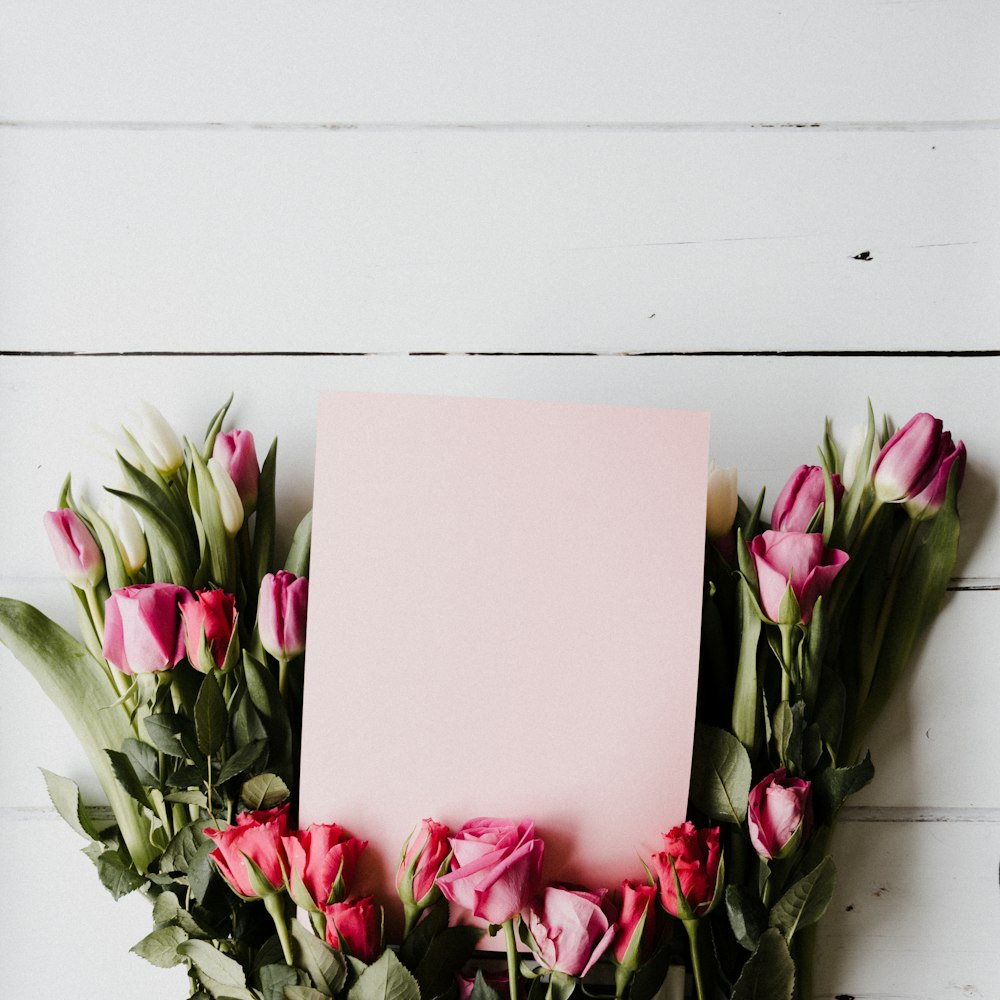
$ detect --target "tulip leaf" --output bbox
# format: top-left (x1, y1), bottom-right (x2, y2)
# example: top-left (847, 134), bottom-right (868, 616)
top-left (289, 918), bottom-right (348, 995)
top-left (131, 924), bottom-right (189, 968)
top-left (40, 768), bottom-right (101, 841)
top-left (415, 926), bottom-right (484, 998)
top-left (813, 752), bottom-right (875, 826)
top-left (201, 394), bottom-right (234, 461)
top-left (768, 856), bottom-right (837, 943)
top-left (726, 884), bottom-right (768, 952)
top-left (348, 949), bottom-right (420, 1000)
top-left (190, 448), bottom-right (235, 591)
top-left (731, 928), bottom-right (795, 1000)
top-left (194, 670), bottom-right (228, 756)
top-left (253, 438), bottom-right (279, 590)
top-left (284, 509), bottom-right (313, 579)
top-left (78, 497), bottom-right (130, 590)
top-left (732, 579), bottom-right (763, 753)
top-left (107, 486), bottom-right (191, 585)
top-left (241, 772), bottom-right (290, 811)
top-left (689, 724), bottom-right (752, 825)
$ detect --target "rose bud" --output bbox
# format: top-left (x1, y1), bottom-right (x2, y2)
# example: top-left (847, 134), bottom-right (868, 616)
top-left (650, 822), bottom-right (723, 920)
top-left (102, 583), bottom-right (192, 674)
top-left (207, 457), bottom-right (245, 536)
top-left (129, 401), bottom-right (184, 476)
top-left (522, 885), bottom-right (617, 979)
top-left (771, 465), bottom-right (843, 533)
top-left (749, 530), bottom-right (848, 625)
top-left (323, 896), bottom-right (384, 964)
top-left (872, 412), bottom-right (955, 504)
top-left (204, 804), bottom-right (290, 899)
top-left (612, 879), bottom-right (658, 971)
top-left (436, 816), bottom-right (545, 926)
top-left (43, 508), bottom-right (104, 589)
top-left (747, 768), bottom-right (812, 862)
top-left (904, 439), bottom-right (966, 521)
top-left (213, 429), bottom-right (260, 515)
top-left (397, 818), bottom-right (451, 933)
top-left (180, 589), bottom-right (238, 672)
top-left (258, 571), bottom-right (308, 660)
top-left (706, 462), bottom-right (738, 539)
top-left (99, 498), bottom-right (147, 577)
top-left (283, 822), bottom-right (367, 912)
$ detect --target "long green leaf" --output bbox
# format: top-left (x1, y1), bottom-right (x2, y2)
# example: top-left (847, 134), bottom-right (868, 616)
top-left (0, 598), bottom-right (155, 871)
top-left (284, 510), bottom-right (312, 579)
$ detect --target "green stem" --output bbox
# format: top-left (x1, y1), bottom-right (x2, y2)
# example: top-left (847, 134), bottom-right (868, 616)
top-left (264, 892), bottom-right (295, 965)
top-left (780, 624), bottom-right (794, 703)
top-left (278, 655), bottom-right (289, 699)
top-left (614, 962), bottom-right (633, 1000)
top-left (683, 920), bottom-right (709, 1000)
top-left (402, 903), bottom-right (420, 940)
top-left (503, 919), bottom-right (520, 1000)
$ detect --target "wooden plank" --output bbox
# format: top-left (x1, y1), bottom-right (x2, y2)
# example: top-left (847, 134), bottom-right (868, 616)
top-left (1, 129), bottom-right (998, 353)
top-left (1, 2), bottom-right (998, 123)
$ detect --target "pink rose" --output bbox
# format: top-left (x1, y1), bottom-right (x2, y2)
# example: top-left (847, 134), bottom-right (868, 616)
top-left (397, 818), bottom-right (451, 909)
top-left (258, 571), bottom-right (308, 659)
top-left (283, 822), bottom-right (367, 910)
top-left (611, 879), bottom-right (658, 968)
top-left (323, 896), bottom-right (383, 964)
top-left (204, 805), bottom-right (289, 899)
top-left (180, 589), bottom-right (237, 672)
top-left (748, 768), bottom-right (812, 861)
top-left (749, 530), bottom-right (848, 625)
top-left (872, 412), bottom-right (959, 504)
top-left (213, 429), bottom-right (260, 514)
top-left (523, 885), bottom-right (617, 978)
top-left (436, 817), bottom-right (545, 925)
top-left (43, 508), bottom-right (104, 588)
top-left (102, 583), bottom-right (192, 674)
top-left (771, 465), bottom-right (843, 533)
top-left (650, 822), bottom-right (722, 919)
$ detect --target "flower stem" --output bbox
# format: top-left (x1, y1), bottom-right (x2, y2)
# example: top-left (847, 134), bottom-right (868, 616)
top-left (278, 655), bottom-right (289, 699)
top-left (502, 919), bottom-right (520, 1000)
top-left (683, 920), bottom-right (708, 1000)
top-left (264, 892), bottom-right (295, 965)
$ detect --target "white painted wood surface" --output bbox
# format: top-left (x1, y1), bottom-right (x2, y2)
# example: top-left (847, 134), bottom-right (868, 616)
top-left (1, 5), bottom-right (998, 999)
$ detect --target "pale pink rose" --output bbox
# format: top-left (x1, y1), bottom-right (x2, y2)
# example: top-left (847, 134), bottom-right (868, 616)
top-left (747, 768), bottom-right (812, 861)
top-left (523, 885), bottom-right (617, 978)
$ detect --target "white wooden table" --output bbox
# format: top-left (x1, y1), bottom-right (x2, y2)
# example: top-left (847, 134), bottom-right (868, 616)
top-left (1, 5), bottom-right (998, 997)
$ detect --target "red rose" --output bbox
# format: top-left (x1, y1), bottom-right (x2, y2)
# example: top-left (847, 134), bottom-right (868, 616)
top-left (205, 805), bottom-right (289, 899)
top-left (650, 822), bottom-right (722, 919)
top-left (323, 896), bottom-right (383, 964)
top-left (283, 822), bottom-right (367, 911)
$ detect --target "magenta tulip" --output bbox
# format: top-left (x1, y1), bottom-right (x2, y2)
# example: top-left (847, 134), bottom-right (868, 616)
top-left (872, 412), bottom-right (959, 504)
top-left (213, 429), bottom-right (260, 514)
top-left (102, 583), bottom-right (192, 674)
top-left (771, 465), bottom-right (843, 533)
top-left (747, 768), bottom-right (812, 861)
top-left (257, 571), bottom-right (308, 659)
top-left (749, 530), bottom-right (848, 625)
top-left (904, 439), bottom-right (966, 521)
top-left (523, 886), bottom-right (617, 978)
top-left (43, 509), bottom-right (104, 588)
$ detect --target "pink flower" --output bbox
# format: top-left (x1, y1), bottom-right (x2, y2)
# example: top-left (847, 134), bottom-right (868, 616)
top-left (872, 412), bottom-right (960, 504)
top-left (523, 885), bottom-right (616, 978)
top-left (43, 509), bottom-right (104, 588)
top-left (436, 817), bottom-right (545, 925)
top-left (324, 896), bottom-right (383, 964)
top-left (213, 429), bottom-right (260, 514)
top-left (205, 805), bottom-right (290, 899)
top-left (904, 439), bottom-right (966, 521)
top-left (747, 768), bottom-right (812, 862)
top-left (611, 879), bottom-right (658, 968)
top-left (650, 822), bottom-right (722, 919)
top-left (397, 818), bottom-right (451, 909)
top-left (102, 583), bottom-right (192, 674)
top-left (180, 589), bottom-right (237, 672)
top-left (749, 530), bottom-right (848, 625)
top-left (771, 465), bottom-right (843, 533)
top-left (258, 571), bottom-right (308, 659)
top-left (283, 822), bottom-right (367, 910)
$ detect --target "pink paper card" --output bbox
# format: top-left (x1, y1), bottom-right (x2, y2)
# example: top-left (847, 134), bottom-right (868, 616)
top-left (299, 392), bottom-right (709, 932)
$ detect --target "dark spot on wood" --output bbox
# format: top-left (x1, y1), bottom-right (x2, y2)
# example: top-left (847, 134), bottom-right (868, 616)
top-left (845, 904), bottom-right (854, 912)
top-left (835, 995), bottom-right (856, 1000)
top-left (853, 251), bottom-right (873, 261)
top-left (648, 313), bottom-right (656, 319)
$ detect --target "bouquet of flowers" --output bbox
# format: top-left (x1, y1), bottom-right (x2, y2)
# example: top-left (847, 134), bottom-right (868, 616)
top-left (0, 398), bottom-right (965, 1000)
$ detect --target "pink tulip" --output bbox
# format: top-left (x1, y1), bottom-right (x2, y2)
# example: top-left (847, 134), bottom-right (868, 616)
top-left (213, 429), bottom-right (260, 514)
top-left (283, 822), bottom-right (367, 910)
top-left (611, 879), bottom-right (658, 968)
top-left (436, 817), bottom-right (545, 926)
top-left (205, 805), bottom-right (290, 899)
top-left (747, 768), bottom-right (812, 861)
top-left (872, 412), bottom-right (959, 504)
top-left (749, 530), bottom-right (848, 625)
top-left (396, 818), bottom-right (451, 909)
top-left (43, 509), bottom-right (104, 588)
top-left (523, 885), bottom-right (617, 978)
top-left (257, 571), bottom-right (308, 659)
top-left (323, 896), bottom-right (383, 964)
top-left (102, 583), bottom-right (192, 674)
top-left (771, 465), bottom-right (843, 533)
top-left (904, 439), bottom-right (966, 521)
top-left (180, 589), bottom-right (237, 672)
top-left (650, 822), bottom-right (722, 919)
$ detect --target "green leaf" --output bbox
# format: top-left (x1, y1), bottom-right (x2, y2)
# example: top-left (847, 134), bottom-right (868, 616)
top-left (106, 748), bottom-right (153, 807)
top-left (725, 884), bottom-right (768, 952)
top-left (772, 701), bottom-right (804, 775)
top-left (178, 939), bottom-right (256, 1000)
top-left (160, 821), bottom-right (208, 876)
top-left (285, 988), bottom-right (333, 1000)
top-left (398, 895), bottom-right (449, 970)
top-left (143, 713), bottom-right (189, 757)
top-left (201, 394), bottom-right (234, 460)
top-left (243, 655), bottom-right (294, 774)
top-left (241, 772), bottom-right (290, 811)
top-left (131, 924), bottom-right (189, 968)
top-left (689, 723), bottom-right (752, 825)
top-left (813, 753), bottom-right (875, 826)
top-left (289, 918), bottom-right (348, 995)
top-left (188, 837), bottom-right (218, 903)
top-left (78, 497), bottom-right (131, 590)
top-left (768, 856), bottom-right (837, 942)
top-left (0, 599), bottom-right (156, 871)
top-left (258, 963), bottom-right (309, 1000)
top-left (122, 737), bottom-right (163, 788)
top-left (195, 671), bottom-right (228, 756)
top-left (415, 925), bottom-right (484, 998)
top-left (152, 889), bottom-right (211, 938)
top-left (629, 943), bottom-right (672, 1000)
top-left (348, 950), bottom-right (419, 1000)
top-left (218, 739), bottom-right (269, 784)
top-left (40, 768), bottom-right (101, 840)
top-left (96, 846), bottom-right (146, 899)
top-left (252, 439), bottom-right (278, 589)
top-left (731, 928), bottom-right (795, 1000)
top-left (731, 579), bottom-right (763, 752)
top-left (284, 509), bottom-right (312, 579)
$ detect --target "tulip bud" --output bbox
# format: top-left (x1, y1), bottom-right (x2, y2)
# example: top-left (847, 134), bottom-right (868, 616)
top-left (872, 412), bottom-right (953, 504)
top-left (706, 462), bottom-right (738, 539)
top-left (129, 402), bottom-right (184, 477)
top-left (771, 465), bottom-right (843, 533)
top-left (43, 509), bottom-right (105, 588)
top-left (258, 571), bottom-right (308, 660)
top-left (99, 498), bottom-right (147, 576)
top-left (904, 439), bottom-right (966, 521)
top-left (208, 457), bottom-right (245, 536)
top-left (181, 589), bottom-right (238, 672)
top-left (213, 429), bottom-right (260, 514)
top-left (841, 421), bottom-right (876, 491)
top-left (747, 768), bottom-right (812, 861)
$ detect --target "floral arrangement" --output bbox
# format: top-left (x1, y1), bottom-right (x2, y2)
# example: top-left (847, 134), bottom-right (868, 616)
top-left (0, 398), bottom-right (965, 1000)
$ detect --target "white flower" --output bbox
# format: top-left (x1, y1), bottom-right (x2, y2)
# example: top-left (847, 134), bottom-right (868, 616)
top-left (706, 462), bottom-right (738, 539)
top-left (208, 457), bottom-right (245, 536)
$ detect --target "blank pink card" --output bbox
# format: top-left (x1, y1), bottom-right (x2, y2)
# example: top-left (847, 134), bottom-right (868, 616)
top-left (299, 392), bottom-right (709, 929)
